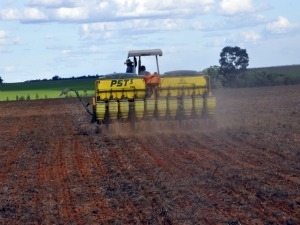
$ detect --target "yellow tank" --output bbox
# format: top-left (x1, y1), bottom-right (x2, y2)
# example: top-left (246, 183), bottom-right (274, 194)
top-left (95, 75), bottom-right (146, 101)
top-left (156, 72), bottom-right (211, 119)
top-left (158, 75), bottom-right (207, 97)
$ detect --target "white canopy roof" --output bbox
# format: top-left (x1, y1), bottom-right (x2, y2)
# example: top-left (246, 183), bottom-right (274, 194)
top-left (127, 49), bottom-right (163, 57)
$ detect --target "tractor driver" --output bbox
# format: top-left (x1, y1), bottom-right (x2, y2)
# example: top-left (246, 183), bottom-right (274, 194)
top-left (124, 57), bottom-right (137, 73)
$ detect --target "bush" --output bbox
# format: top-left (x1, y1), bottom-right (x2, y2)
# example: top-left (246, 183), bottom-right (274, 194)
top-left (220, 71), bottom-right (300, 88)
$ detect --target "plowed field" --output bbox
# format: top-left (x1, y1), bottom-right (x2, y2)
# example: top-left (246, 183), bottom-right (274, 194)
top-left (0, 85), bottom-right (299, 225)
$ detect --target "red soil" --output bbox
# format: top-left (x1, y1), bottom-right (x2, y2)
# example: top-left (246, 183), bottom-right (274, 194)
top-left (0, 85), bottom-right (299, 224)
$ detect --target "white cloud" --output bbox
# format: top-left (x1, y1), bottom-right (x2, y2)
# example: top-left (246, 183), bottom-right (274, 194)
top-left (80, 22), bottom-right (117, 40)
top-left (142, 0), bottom-right (214, 11)
top-left (205, 30), bottom-right (261, 47)
top-left (25, 0), bottom-right (76, 8)
top-left (219, 0), bottom-right (254, 15)
top-left (1, 66), bottom-right (15, 73)
top-left (192, 13), bottom-right (267, 32)
top-left (80, 18), bottom-right (184, 41)
top-left (0, 30), bottom-right (8, 39)
top-left (23, 7), bottom-right (48, 21)
top-left (95, 1), bottom-right (114, 16)
top-left (1, 0), bottom-right (215, 23)
top-left (4, 0), bottom-right (17, 5)
top-left (128, 19), bottom-right (183, 31)
top-left (205, 38), bottom-right (226, 47)
top-left (0, 8), bottom-right (21, 20)
top-left (54, 7), bottom-right (88, 20)
top-left (44, 34), bottom-right (57, 40)
top-left (225, 31), bottom-right (261, 44)
top-left (61, 49), bottom-right (71, 55)
top-left (115, 0), bottom-right (214, 17)
top-left (266, 16), bottom-right (298, 34)
top-left (241, 31), bottom-right (261, 42)
top-left (0, 30), bottom-right (21, 47)
top-left (0, 7), bottom-right (49, 21)
top-left (191, 21), bottom-right (203, 30)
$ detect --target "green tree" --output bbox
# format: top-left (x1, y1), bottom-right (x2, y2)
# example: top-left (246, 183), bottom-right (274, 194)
top-left (52, 75), bottom-right (60, 80)
top-left (219, 46), bottom-right (249, 87)
top-left (0, 76), bottom-right (3, 83)
top-left (203, 65), bottom-right (222, 89)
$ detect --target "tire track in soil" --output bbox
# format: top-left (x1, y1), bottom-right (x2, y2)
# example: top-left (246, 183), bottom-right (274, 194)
top-left (24, 146), bottom-right (45, 225)
top-left (159, 132), bottom-right (221, 173)
top-left (228, 133), bottom-right (300, 189)
top-left (120, 134), bottom-right (216, 224)
top-left (36, 113), bottom-right (67, 224)
top-left (0, 143), bottom-right (35, 224)
top-left (37, 139), bottom-right (61, 224)
top-left (138, 132), bottom-right (262, 223)
top-left (1, 110), bottom-right (50, 223)
top-left (35, 113), bottom-right (71, 224)
top-left (184, 132), bottom-right (269, 221)
top-left (0, 109), bottom-right (35, 184)
top-left (72, 137), bottom-right (90, 179)
top-left (139, 135), bottom-right (187, 175)
top-left (17, 116), bottom-right (42, 224)
top-left (191, 132), bottom-right (258, 169)
top-left (12, 117), bottom-right (51, 225)
top-left (71, 135), bottom-right (116, 224)
top-left (100, 135), bottom-right (175, 223)
top-left (116, 136), bottom-right (160, 181)
top-left (0, 144), bottom-right (24, 184)
top-left (87, 136), bottom-right (108, 177)
top-left (115, 136), bottom-right (175, 224)
top-left (199, 134), bottom-right (276, 223)
top-left (50, 137), bottom-right (84, 224)
top-left (155, 132), bottom-right (237, 223)
top-left (138, 132), bottom-right (232, 177)
top-left (99, 144), bottom-right (141, 221)
top-left (115, 136), bottom-right (185, 224)
top-left (101, 135), bottom-right (149, 223)
top-left (186, 131), bottom-right (300, 224)
top-left (231, 130), bottom-right (300, 224)
top-left (148, 132), bottom-right (234, 224)
top-left (221, 132), bottom-right (300, 198)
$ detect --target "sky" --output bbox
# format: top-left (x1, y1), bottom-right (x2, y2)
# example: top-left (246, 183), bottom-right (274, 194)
top-left (0, 0), bottom-right (299, 83)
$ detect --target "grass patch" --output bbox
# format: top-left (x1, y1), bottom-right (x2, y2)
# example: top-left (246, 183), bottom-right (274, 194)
top-left (0, 79), bottom-right (95, 101)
